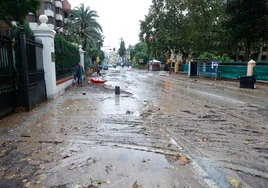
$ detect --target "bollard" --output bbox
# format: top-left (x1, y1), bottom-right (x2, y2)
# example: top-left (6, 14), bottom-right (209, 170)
top-left (115, 86), bottom-right (120, 95)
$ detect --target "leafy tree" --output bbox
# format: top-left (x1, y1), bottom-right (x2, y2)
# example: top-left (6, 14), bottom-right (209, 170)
top-left (68, 3), bottom-right (103, 50)
top-left (0, 0), bottom-right (41, 26)
top-left (226, 0), bottom-right (268, 61)
top-left (12, 22), bottom-right (34, 38)
top-left (140, 0), bottom-right (231, 62)
top-left (199, 52), bottom-right (234, 63)
top-left (130, 42), bottom-right (149, 64)
top-left (119, 38), bottom-right (126, 60)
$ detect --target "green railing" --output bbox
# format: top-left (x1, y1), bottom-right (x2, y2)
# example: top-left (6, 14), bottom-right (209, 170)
top-left (183, 61), bottom-right (268, 81)
top-left (254, 66), bottom-right (268, 81)
top-left (183, 64), bottom-right (188, 73)
top-left (218, 65), bottom-right (247, 79)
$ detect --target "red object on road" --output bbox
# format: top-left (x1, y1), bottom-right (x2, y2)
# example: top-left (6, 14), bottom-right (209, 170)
top-left (90, 77), bottom-right (106, 83)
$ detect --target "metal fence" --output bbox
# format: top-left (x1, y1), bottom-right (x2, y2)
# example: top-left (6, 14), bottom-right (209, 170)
top-left (0, 32), bottom-right (46, 119)
top-left (185, 61), bottom-right (268, 81)
top-left (0, 35), bottom-right (16, 118)
top-left (254, 62), bottom-right (268, 81)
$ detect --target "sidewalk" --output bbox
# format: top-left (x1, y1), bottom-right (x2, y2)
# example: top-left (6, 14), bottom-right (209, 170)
top-left (169, 72), bottom-right (268, 94)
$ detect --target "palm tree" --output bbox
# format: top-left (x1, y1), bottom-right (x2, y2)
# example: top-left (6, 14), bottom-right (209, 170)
top-left (68, 3), bottom-right (103, 50)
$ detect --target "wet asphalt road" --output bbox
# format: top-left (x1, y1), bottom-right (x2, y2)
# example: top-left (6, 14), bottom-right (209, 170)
top-left (0, 67), bottom-right (267, 188)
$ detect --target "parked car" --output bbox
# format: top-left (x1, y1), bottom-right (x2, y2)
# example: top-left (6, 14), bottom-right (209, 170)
top-left (103, 64), bottom-right (109, 70)
top-left (123, 62), bottom-right (132, 67)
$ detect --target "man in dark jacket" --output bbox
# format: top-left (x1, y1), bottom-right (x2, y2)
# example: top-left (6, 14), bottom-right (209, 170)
top-left (75, 62), bottom-right (84, 86)
top-left (97, 63), bottom-right (102, 76)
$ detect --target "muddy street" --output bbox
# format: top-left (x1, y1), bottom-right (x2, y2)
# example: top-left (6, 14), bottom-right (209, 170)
top-left (0, 67), bottom-right (268, 188)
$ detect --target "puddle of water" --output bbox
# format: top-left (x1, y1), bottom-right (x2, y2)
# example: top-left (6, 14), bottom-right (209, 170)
top-left (44, 146), bottom-right (169, 184)
top-left (98, 96), bottom-right (144, 115)
top-left (42, 145), bottom-right (202, 188)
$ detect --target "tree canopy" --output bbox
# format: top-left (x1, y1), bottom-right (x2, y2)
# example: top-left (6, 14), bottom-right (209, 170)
top-left (68, 3), bottom-right (103, 50)
top-left (119, 38), bottom-right (126, 59)
top-left (0, 0), bottom-right (41, 26)
top-left (226, 0), bottom-right (268, 60)
top-left (139, 0), bottom-right (268, 62)
top-left (130, 42), bottom-right (149, 64)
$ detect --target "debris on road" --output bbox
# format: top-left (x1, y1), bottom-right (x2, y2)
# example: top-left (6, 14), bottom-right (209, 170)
top-left (132, 181), bottom-right (142, 188)
top-left (176, 155), bottom-right (190, 165)
top-left (196, 137), bottom-right (208, 142)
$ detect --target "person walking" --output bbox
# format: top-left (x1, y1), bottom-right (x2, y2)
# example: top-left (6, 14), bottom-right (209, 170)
top-left (75, 62), bottom-right (84, 87)
top-left (97, 63), bottom-right (102, 76)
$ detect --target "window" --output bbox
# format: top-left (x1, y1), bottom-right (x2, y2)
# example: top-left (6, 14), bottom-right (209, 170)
top-left (30, 15), bottom-right (37, 22)
top-left (261, 55), bottom-right (267, 60)
top-left (48, 16), bottom-right (54, 24)
top-left (56, 8), bottom-right (61, 14)
top-left (45, 2), bottom-right (52, 10)
top-left (64, 12), bottom-right (68, 18)
top-left (238, 55), bottom-right (244, 61)
top-left (254, 46), bottom-right (260, 52)
top-left (263, 46), bottom-right (267, 52)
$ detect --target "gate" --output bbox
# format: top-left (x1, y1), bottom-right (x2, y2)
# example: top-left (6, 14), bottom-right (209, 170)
top-left (0, 35), bottom-right (16, 118)
top-left (0, 31), bottom-right (47, 119)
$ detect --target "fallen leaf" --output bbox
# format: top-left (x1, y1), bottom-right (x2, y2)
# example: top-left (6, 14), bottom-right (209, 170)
top-left (176, 155), bottom-right (190, 165)
top-left (106, 180), bottom-right (112, 185)
top-left (196, 137), bottom-right (208, 142)
top-left (2, 142), bottom-right (8, 147)
top-left (132, 181), bottom-right (142, 188)
top-left (228, 177), bottom-right (241, 188)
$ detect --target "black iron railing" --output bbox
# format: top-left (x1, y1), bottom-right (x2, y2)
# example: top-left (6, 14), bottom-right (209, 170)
top-left (0, 32), bottom-right (47, 119)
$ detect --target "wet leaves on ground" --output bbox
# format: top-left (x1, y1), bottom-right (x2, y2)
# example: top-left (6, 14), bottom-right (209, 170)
top-left (132, 181), bottom-right (142, 188)
top-left (227, 177), bottom-right (242, 188)
top-left (175, 155), bottom-right (190, 165)
top-left (196, 137), bottom-right (208, 142)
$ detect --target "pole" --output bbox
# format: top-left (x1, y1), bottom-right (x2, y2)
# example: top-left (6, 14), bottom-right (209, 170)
top-left (20, 28), bottom-right (31, 110)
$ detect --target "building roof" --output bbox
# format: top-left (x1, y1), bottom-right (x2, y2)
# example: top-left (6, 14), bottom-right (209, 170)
top-left (63, 0), bottom-right (71, 11)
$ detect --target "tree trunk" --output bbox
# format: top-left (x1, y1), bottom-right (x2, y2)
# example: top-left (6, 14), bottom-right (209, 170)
top-left (82, 38), bottom-right (87, 51)
top-left (182, 52), bottom-right (188, 65)
top-left (245, 39), bottom-right (251, 61)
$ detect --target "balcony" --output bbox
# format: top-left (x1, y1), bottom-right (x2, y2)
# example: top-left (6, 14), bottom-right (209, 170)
top-left (55, 1), bottom-right (63, 8)
top-left (44, 10), bottom-right (54, 17)
top-left (56, 14), bottom-right (63, 21)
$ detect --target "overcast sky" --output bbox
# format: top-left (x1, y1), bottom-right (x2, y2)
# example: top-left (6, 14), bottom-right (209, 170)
top-left (68, 0), bottom-right (152, 50)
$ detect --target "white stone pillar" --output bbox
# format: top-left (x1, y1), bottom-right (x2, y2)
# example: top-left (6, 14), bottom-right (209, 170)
top-left (79, 45), bottom-right (85, 68)
top-left (33, 15), bottom-right (56, 99)
top-left (188, 61), bottom-right (191, 77)
top-left (247, 59), bottom-right (256, 76)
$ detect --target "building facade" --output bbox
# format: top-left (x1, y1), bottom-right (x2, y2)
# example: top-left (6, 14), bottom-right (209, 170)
top-left (0, 0), bottom-right (71, 36)
top-left (27, 0), bottom-right (71, 32)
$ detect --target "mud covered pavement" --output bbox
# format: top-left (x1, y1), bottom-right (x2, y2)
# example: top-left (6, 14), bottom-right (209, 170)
top-left (0, 67), bottom-right (268, 188)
